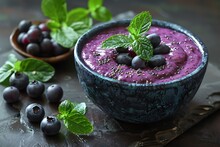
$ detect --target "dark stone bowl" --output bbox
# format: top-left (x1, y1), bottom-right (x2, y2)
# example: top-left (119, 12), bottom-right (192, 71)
top-left (74, 19), bottom-right (208, 124)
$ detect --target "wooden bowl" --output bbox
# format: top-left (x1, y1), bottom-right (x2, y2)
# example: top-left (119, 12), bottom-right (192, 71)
top-left (9, 21), bottom-right (74, 64)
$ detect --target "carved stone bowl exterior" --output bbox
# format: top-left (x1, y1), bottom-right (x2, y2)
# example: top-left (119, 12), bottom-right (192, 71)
top-left (74, 20), bottom-right (208, 124)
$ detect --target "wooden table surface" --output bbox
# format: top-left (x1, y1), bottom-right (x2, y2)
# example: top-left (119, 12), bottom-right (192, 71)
top-left (0, 0), bottom-right (220, 146)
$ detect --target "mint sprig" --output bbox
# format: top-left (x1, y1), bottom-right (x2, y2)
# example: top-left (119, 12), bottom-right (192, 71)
top-left (41, 0), bottom-right (112, 48)
top-left (102, 11), bottom-right (153, 61)
top-left (0, 54), bottom-right (55, 86)
top-left (57, 100), bottom-right (93, 135)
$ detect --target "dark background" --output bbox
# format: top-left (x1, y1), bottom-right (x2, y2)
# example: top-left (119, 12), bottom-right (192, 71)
top-left (0, 0), bottom-right (220, 146)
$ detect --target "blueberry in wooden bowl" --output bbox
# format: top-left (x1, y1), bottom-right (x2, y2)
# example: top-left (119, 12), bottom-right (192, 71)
top-left (74, 12), bottom-right (208, 124)
top-left (10, 20), bottom-right (74, 64)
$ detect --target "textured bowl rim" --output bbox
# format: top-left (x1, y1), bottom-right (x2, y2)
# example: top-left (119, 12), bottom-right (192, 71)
top-left (74, 19), bottom-right (208, 87)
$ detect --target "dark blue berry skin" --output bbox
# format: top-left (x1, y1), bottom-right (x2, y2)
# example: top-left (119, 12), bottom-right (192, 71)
top-left (116, 53), bottom-right (132, 66)
top-left (153, 44), bottom-right (171, 55)
top-left (147, 33), bottom-right (161, 48)
top-left (26, 80), bottom-right (45, 99)
top-left (18, 20), bottom-right (32, 33)
top-left (148, 55), bottom-right (166, 68)
top-left (52, 41), bottom-right (69, 56)
top-left (27, 27), bottom-right (43, 43)
top-left (17, 33), bottom-right (25, 44)
top-left (9, 72), bottom-right (29, 91)
top-left (3, 86), bottom-right (20, 103)
top-left (131, 56), bottom-right (147, 69)
top-left (46, 84), bottom-right (63, 103)
top-left (26, 43), bottom-right (40, 56)
top-left (25, 103), bottom-right (45, 123)
top-left (115, 47), bottom-right (128, 53)
top-left (40, 38), bottom-right (54, 57)
top-left (40, 116), bottom-right (61, 136)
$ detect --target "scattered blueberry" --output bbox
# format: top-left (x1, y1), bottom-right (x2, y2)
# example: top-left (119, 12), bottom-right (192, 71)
top-left (40, 116), bottom-right (61, 136)
top-left (147, 33), bottom-right (161, 48)
top-left (25, 103), bottom-right (45, 122)
top-left (131, 56), bottom-right (146, 69)
top-left (9, 72), bottom-right (29, 91)
top-left (153, 44), bottom-right (171, 55)
top-left (3, 86), bottom-right (20, 103)
top-left (148, 55), bottom-right (166, 68)
top-left (116, 53), bottom-right (132, 66)
top-left (26, 43), bottom-right (40, 56)
top-left (26, 80), bottom-right (45, 99)
top-left (18, 20), bottom-right (32, 33)
top-left (46, 84), bottom-right (63, 103)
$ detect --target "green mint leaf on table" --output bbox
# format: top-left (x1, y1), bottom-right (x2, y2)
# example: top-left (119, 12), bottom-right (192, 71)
top-left (102, 11), bottom-right (153, 61)
top-left (102, 34), bottom-right (131, 49)
top-left (57, 100), bottom-right (93, 135)
top-left (14, 58), bottom-right (55, 82)
top-left (0, 54), bottom-right (55, 86)
top-left (41, 0), bottom-right (112, 48)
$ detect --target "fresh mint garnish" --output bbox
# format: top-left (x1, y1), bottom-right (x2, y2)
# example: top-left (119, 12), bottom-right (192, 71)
top-left (57, 100), bottom-right (93, 135)
top-left (0, 54), bottom-right (55, 86)
top-left (102, 11), bottom-right (153, 61)
top-left (41, 0), bottom-right (112, 48)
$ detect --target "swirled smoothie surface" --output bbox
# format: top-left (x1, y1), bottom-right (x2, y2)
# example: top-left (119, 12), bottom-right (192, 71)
top-left (82, 26), bottom-right (202, 84)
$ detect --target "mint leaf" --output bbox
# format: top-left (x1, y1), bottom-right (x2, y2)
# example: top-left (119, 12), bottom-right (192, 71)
top-left (102, 34), bottom-right (131, 49)
top-left (47, 20), bottom-right (61, 30)
top-left (57, 100), bottom-right (93, 135)
top-left (128, 11), bottom-right (152, 37)
top-left (73, 102), bottom-right (86, 115)
top-left (63, 111), bottom-right (93, 135)
top-left (66, 8), bottom-right (89, 25)
top-left (132, 36), bottom-right (153, 61)
top-left (41, 0), bottom-right (67, 22)
top-left (88, 0), bottom-right (103, 11)
top-left (91, 6), bottom-right (112, 22)
top-left (0, 54), bottom-right (17, 84)
top-left (15, 58), bottom-right (55, 82)
top-left (70, 18), bottom-right (93, 36)
top-left (51, 25), bottom-right (78, 48)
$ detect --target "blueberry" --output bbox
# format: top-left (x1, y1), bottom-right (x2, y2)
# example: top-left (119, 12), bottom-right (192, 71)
top-left (116, 53), bottom-right (132, 66)
top-left (25, 103), bottom-right (45, 122)
top-left (27, 27), bottom-right (43, 43)
top-left (17, 32), bottom-right (25, 44)
top-left (115, 47), bottom-right (128, 53)
top-left (42, 31), bottom-right (51, 39)
top-left (27, 80), bottom-right (45, 99)
top-left (26, 43), bottom-right (40, 56)
top-left (9, 72), bottom-right (29, 91)
top-left (18, 20), bottom-right (32, 33)
top-left (147, 33), bottom-right (161, 48)
top-left (21, 33), bottom-right (30, 45)
top-left (46, 84), bottom-right (63, 103)
top-left (131, 56), bottom-right (146, 69)
top-left (52, 41), bottom-right (69, 56)
top-left (148, 55), bottom-right (166, 68)
top-left (38, 23), bottom-right (50, 32)
top-left (3, 86), bottom-right (20, 103)
top-left (153, 44), bottom-right (171, 55)
top-left (40, 116), bottom-right (61, 136)
top-left (40, 38), bottom-right (54, 56)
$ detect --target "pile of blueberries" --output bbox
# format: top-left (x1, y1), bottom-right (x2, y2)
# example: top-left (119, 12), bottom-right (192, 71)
top-left (2, 72), bottom-right (63, 135)
top-left (17, 20), bottom-right (69, 57)
top-left (115, 33), bottom-right (171, 69)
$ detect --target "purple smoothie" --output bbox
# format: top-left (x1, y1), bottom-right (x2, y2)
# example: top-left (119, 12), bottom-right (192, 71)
top-left (81, 26), bottom-right (202, 84)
